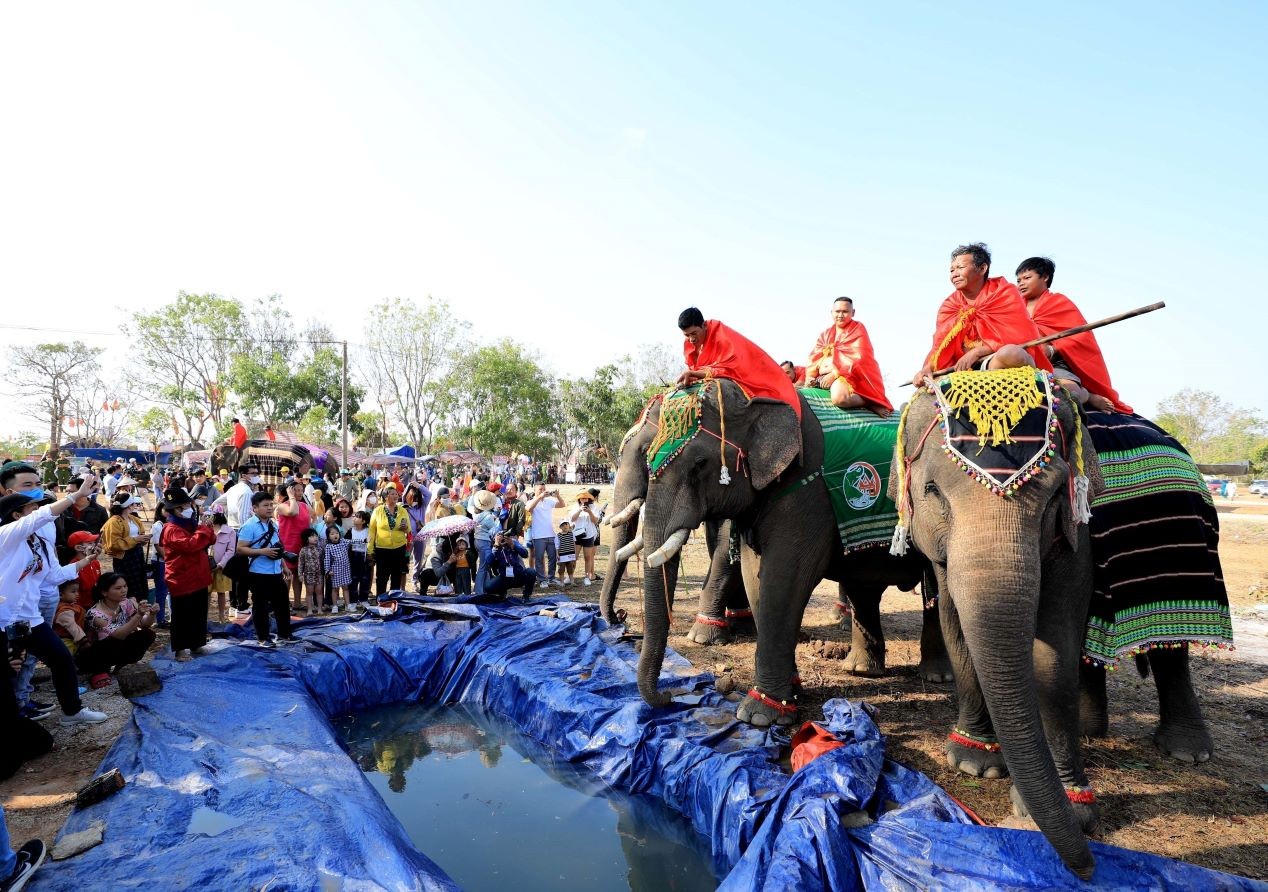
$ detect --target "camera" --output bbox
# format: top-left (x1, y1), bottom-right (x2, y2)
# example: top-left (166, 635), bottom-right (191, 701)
top-left (282, 550), bottom-right (299, 563)
top-left (6, 620), bottom-right (31, 660)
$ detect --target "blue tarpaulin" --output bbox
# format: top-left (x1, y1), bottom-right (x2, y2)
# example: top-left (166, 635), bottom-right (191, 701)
top-left (31, 599), bottom-right (1264, 891)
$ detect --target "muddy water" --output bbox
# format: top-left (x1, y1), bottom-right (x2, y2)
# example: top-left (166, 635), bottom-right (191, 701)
top-left (335, 703), bottom-right (719, 892)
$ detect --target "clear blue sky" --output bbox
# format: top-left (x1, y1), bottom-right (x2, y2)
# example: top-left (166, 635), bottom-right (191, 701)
top-left (1, 1), bottom-right (1265, 433)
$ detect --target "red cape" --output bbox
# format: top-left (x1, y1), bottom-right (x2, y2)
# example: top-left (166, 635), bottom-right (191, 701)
top-left (1028, 290), bottom-right (1132, 412)
top-left (807, 320), bottom-right (893, 412)
top-left (926, 277), bottom-right (1053, 372)
top-left (685, 320), bottom-right (802, 419)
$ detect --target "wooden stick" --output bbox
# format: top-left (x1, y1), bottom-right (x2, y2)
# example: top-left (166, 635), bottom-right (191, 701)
top-left (907, 301), bottom-right (1165, 384)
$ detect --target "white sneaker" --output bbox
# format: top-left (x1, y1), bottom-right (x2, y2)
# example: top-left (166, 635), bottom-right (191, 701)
top-left (583, 576), bottom-right (592, 586)
top-left (227, 608), bottom-right (238, 620)
top-left (333, 603), bottom-right (342, 613)
top-left (60, 707), bottom-right (108, 725)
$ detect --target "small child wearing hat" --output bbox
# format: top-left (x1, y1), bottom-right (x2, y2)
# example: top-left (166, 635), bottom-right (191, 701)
top-left (556, 519), bottom-right (577, 586)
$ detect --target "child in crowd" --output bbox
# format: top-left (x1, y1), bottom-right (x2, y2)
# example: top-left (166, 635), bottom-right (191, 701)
top-left (297, 527), bottom-right (325, 613)
top-left (323, 524), bottom-right (351, 611)
top-left (67, 530), bottom-right (102, 609)
top-left (451, 538), bottom-right (472, 595)
top-left (556, 519), bottom-right (577, 586)
top-left (211, 512), bottom-right (237, 622)
top-left (54, 579), bottom-right (88, 654)
top-left (149, 503), bottom-right (170, 627)
top-left (349, 510), bottom-right (372, 609)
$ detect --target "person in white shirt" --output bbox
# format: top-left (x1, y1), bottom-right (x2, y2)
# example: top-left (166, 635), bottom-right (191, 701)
top-left (526, 484), bottom-right (562, 586)
top-left (567, 489), bottom-right (604, 586)
top-left (208, 463), bottom-right (262, 612)
top-left (0, 476), bottom-right (108, 724)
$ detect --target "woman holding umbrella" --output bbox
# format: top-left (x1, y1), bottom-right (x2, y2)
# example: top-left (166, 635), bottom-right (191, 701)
top-left (416, 513), bottom-right (477, 596)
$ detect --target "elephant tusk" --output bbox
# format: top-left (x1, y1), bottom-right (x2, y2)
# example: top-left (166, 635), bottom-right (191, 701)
top-left (614, 535), bottom-right (644, 562)
top-left (646, 528), bottom-right (689, 569)
top-left (606, 498), bottom-right (643, 527)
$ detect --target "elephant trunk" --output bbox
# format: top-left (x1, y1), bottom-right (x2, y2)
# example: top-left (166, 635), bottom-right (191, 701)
top-left (646, 528), bottom-right (689, 568)
top-left (599, 509), bottom-right (639, 623)
top-left (606, 497), bottom-right (643, 528)
top-left (637, 515), bottom-right (682, 706)
top-left (950, 544), bottom-right (1095, 879)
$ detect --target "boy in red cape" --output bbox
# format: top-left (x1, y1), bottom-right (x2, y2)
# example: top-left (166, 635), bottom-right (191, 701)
top-left (1015, 256), bottom-right (1132, 413)
top-left (805, 296), bottom-right (893, 415)
top-left (912, 243), bottom-right (1053, 385)
top-left (676, 307), bottom-right (801, 419)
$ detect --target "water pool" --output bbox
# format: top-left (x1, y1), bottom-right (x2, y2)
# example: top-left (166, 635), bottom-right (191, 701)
top-left (336, 702), bottom-right (720, 892)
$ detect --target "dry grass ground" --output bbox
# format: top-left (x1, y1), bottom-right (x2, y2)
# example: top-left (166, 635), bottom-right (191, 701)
top-left (3, 483), bottom-right (1264, 881)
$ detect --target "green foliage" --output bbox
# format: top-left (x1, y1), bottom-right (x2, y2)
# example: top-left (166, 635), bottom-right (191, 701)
top-left (131, 407), bottom-right (172, 449)
top-left (297, 405), bottom-right (338, 443)
top-left (1155, 388), bottom-right (1268, 466)
top-left (567, 364), bottom-right (654, 462)
top-left (448, 340), bottom-right (555, 458)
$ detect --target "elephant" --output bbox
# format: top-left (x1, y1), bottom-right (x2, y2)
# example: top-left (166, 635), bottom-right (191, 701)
top-left (891, 371), bottom-right (1104, 878)
top-left (633, 379), bottom-right (945, 730)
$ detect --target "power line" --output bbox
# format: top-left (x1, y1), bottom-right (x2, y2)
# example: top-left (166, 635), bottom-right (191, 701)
top-left (0, 323), bottom-right (369, 349)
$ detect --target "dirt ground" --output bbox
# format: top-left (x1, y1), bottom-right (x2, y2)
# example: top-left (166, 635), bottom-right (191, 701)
top-left (3, 485), bottom-right (1265, 881)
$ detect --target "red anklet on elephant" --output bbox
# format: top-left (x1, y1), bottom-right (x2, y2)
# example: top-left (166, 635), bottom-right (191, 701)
top-left (694, 613), bottom-right (727, 629)
top-left (948, 728), bottom-right (1002, 753)
top-left (746, 688), bottom-right (799, 716)
top-left (1065, 785), bottom-right (1097, 805)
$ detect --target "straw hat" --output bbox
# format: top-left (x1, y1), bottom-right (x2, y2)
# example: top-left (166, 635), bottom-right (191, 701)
top-left (472, 490), bottom-right (499, 512)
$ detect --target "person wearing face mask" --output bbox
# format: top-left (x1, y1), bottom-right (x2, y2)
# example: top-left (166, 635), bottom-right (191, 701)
top-left (212, 463), bottom-right (261, 614)
top-left (156, 487), bottom-right (217, 661)
top-left (355, 487), bottom-right (380, 514)
top-left (100, 493), bottom-right (149, 602)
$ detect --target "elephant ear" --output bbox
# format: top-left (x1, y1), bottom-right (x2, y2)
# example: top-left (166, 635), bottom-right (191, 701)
top-left (743, 397), bottom-right (802, 490)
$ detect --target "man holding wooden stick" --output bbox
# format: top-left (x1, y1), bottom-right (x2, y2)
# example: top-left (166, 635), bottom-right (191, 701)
top-left (911, 243), bottom-right (1054, 386)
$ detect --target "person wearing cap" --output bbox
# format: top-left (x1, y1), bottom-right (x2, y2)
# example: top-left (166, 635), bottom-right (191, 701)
top-left (100, 491), bottom-right (149, 601)
top-left (470, 489), bottom-right (502, 596)
top-left (336, 468), bottom-right (359, 505)
top-left (0, 475), bottom-right (109, 724)
top-left (103, 463), bottom-right (123, 501)
top-left (568, 489), bottom-right (604, 587)
top-left (367, 482), bottom-right (413, 595)
top-left (158, 487), bottom-right (216, 661)
top-left (66, 531), bottom-right (102, 609)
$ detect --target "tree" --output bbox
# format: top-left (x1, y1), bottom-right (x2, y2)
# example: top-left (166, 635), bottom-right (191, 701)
top-left (6, 341), bottom-right (105, 450)
top-left (1155, 389), bottom-right (1267, 464)
top-left (132, 407), bottom-right (172, 458)
top-left (549, 378), bottom-right (591, 463)
top-left (568, 364), bottom-right (653, 462)
top-left (0, 432), bottom-right (48, 461)
top-left (360, 297), bottom-right (468, 452)
top-left (447, 341), bottom-right (555, 458)
top-left (126, 292), bottom-right (247, 447)
top-left (297, 405), bottom-right (338, 444)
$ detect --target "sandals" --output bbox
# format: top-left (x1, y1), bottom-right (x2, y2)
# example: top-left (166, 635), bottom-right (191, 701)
top-left (90, 673), bottom-right (112, 689)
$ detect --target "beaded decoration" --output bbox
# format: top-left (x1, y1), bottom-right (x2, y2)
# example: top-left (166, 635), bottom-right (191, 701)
top-left (947, 728), bottom-right (1002, 753)
top-left (1065, 785), bottom-right (1097, 805)
top-left (646, 385), bottom-right (704, 478)
top-left (747, 688), bottom-right (799, 715)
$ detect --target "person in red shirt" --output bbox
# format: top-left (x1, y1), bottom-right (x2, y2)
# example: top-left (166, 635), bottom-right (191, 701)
top-left (230, 418), bottom-right (248, 450)
top-left (263, 424), bottom-right (277, 442)
top-left (67, 531), bottom-right (102, 609)
top-left (805, 296), bottom-right (893, 415)
top-left (779, 361), bottom-right (807, 387)
top-left (158, 487), bottom-right (217, 661)
top-left (1015, 256), bottom-right (1132, 414)
top-left (675, 307), bottom-right (801, 419)
top-left (912, 243), bottom-right (1053, 385)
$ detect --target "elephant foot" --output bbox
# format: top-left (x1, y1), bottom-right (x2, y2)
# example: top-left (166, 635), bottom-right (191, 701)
top-left (724, 608), bottom-right (756, 639)
top-left (687, 614), bottom-right (732, 645)
top-left (1153, 720), bottom-right (1213, 764)
top-left (918, 653), bottom-right (953, 683)
top-left (842, 645), bottom-right (885, 677)
top-left (1079, 706), bottom-right (1109, 739)
top-left (946, 729), bottom-right (1008, 778)
top-left (1010, 784), bottom-right (1100, 835)
top-left (836, 601), bottom-right (852, 634)
top-left (736, 688), bottom-right (799, 728)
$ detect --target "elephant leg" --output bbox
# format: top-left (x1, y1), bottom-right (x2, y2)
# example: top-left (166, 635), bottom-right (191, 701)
top-left (688, 531), bottom-right (734, 645)
top-left (1149, 645), bottom-right (1213, 764)
top-left (736, 540), bottom-right (822, 729)
top-left (938, 566), bottom-right (1007, 778)
top-left (841, 581), bottom-right (886, 676)
top-left (918, 569), bottom-right (953, 682)
top-left (722, 571), bottom-right (755, 638)
top-left (1018, 553), bottom-right (1097, 833)
top-left (1078, 661), bottom-right (1110, 738)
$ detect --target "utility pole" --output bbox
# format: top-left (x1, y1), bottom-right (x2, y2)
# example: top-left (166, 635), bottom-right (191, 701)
top-left (341, 340), bottom-right (349, 472)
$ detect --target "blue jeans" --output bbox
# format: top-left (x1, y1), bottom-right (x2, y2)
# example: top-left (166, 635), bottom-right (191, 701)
top-left (0, 802), bottom-right (15, 878)
top-left (16, 589), bottom-right (58, 706)
top-left (485, 566), bottom-right (538, 598)
top-left (474, 539), bottom-right (493, 595)
top-left (149, 559), bottom-right (169, 623)
top-left (531, 537), bottom-right (557, 582)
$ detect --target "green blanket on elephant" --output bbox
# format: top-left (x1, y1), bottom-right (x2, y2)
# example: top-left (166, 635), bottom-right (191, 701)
top-left (799, 388), bottom-right (899, 553)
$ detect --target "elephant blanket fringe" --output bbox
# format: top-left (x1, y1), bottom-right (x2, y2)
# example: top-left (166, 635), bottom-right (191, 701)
top-left (1081, 411), bottom-right (1234, 667)
top-left (939, 366), bottom-right (1046, 447)
top-left (799, 389), bottom-right (900, 553)
top-left (647, 384), bottom-right (704, 477)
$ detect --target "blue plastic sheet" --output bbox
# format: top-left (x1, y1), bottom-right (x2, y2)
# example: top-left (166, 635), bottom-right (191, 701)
top-left (31, 598), bottom-right (1265, 891)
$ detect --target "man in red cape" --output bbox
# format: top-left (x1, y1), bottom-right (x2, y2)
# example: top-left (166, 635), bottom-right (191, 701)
top-left (805, 297), bottom-right (892, 415)
top-left (676, 307), bottom-right (801, 419)
top-left (913, 243), bottom-right (1053, 385)
top-left (779, 361), bottom-right (807, 387)
top-left (1016, 256), bottom-right (1132, 413)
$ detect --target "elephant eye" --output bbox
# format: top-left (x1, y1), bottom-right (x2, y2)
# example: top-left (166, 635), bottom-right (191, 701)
top-left (923, 481), bottom-right (940, 497)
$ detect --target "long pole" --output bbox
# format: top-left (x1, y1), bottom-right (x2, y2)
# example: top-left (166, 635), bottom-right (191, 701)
top-left (341, 340), bottom-right (349, 471)
top-left (912, 301), bottom-right (1166, 383)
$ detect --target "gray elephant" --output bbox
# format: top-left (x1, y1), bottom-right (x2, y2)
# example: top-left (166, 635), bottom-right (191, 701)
top-left (633, 379), bottom-right (943, 731)
top-left (891, 369), bottom-right (1105, 878)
